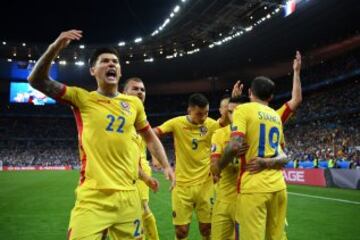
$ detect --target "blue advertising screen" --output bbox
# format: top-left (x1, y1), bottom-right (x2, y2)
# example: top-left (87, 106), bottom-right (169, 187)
top-left (9, 82), bottom-right (56, 105)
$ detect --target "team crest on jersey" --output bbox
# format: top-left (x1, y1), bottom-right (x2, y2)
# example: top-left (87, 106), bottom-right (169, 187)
top-left (211, 144), bottom-right (217, 153)
top-left (120, 101), bottom-right (131, 114)
top-left (199, 126), bottom-right (208, 136)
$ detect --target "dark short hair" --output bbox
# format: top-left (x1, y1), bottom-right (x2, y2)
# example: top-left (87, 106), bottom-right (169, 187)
top-left (89, 47), bottom-right (120, 67)
top-left (229, 95), bottom-right (249, 104)
top-left (251, 76), bottom-right (275, 101)
top-left (188, 93), bottom-right (209, 108)
top-left (123, 77), bottom-right (143, 88)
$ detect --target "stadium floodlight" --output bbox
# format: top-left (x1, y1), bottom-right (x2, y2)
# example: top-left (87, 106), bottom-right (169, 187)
top-left (28, 54), bottom-right (31, 58)
top-left (245, 26), bottom-right (253, 32)
top-left (59, 60), bottom-right (67, 65)
top-left (166, 55), bottom-right (174, 59)
top-left (173, 5), bottom-right (180, 13)
top-left (22, 43), bottom-right (26, 47)
top-left (208, 44), bottom-right (214, 48)
top-left (7, 58), bottom-right (12, 62)
top-left (2, 41), bottom-right (6, 45)
top-left (181, 0), bottom-right (186, 2)
top-left (79, 45), bottom-right (85, 49)
top-left (13, 53), bottom-right (16, 57)
top-left (126, 61), bottom-right (130, 64)
top-left (144, 58), bottom-right (154, 63)
top-left (118, 41), bottom-right (126, 47)
top-left (134, 37), bottom-right (142, 43)
top-left (75, 61), bottom-right (85, 66)
top-left (170, 13), bottom-right (175, 18)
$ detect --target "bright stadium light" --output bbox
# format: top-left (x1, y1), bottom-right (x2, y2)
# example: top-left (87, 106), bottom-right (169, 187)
top-left (2, 41), bottom-right (6, 45)
top-left (144, 58), bottom-right (154, 63)
top-left (22, 43), bottom-right (26, 47)
top-left (173, 5), bottom-right (180, 13)
top-left (75, 61), bottom-right (85, 66)
top-left (79, 45), bottom-right (85, 49)
top-left (7, 58), bottom-right (12, 62)
top-left (118, 41), bottom-right (126, 46)
top-left (59, 60), bottom-right (67, 65)
top-left (134, 37), bottom-right (142, 43)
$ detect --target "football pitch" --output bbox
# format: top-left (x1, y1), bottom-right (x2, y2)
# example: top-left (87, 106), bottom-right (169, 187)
top-left (0, 170), bottom-right (359, 240)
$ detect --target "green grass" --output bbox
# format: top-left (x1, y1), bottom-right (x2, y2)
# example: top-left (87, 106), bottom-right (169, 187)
top-left (0, 171), bottom-right (360, 239)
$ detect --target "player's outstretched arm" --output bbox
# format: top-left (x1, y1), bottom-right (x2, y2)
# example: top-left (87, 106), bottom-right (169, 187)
top-left (246, 152), bottom-right (288, 174)
top-left (139, 127), bottom-right (175, 190)
top-left (139, 168), bottom-right (160, 193)
top-left (287, 51), bottom-right (302, 111)
top-left (28, 30), bottom-right (82, 99)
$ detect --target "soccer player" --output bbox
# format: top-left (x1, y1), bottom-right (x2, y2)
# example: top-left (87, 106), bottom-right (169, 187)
top-left (210, 96), bottom-right (249, 240)
top-left (154, 93), bottom-right (220, 240)
top-left (218, 76), bottom-right (289, 240)
top-left (211, 50), bottom-right (302, 240)
top-left (123, 77), bottom-right (164, 240)
top-left (27, 29), bottom-right (174, 240)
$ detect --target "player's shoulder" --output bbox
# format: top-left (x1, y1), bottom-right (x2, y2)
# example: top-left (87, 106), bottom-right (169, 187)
top-left (213, 125), bottom-right (229, 137)
top-left (67, 85), bottom-right (90, 95)
top-left (206, 117), bottom-right (219, 125)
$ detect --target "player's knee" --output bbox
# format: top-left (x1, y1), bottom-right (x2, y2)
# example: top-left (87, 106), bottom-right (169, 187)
top-left (199, 223), bottom-right (211, 236)
top-left (175, 225), bottom-right (189, 239)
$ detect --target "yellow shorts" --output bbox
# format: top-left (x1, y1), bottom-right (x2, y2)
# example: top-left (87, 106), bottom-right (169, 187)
top-left (211, 199), bottom-right (236, 240)
top-left (137, 159), bottom-right (152, 201)
top-left (236, 190), bottom-right (287, 240)
top-left (172, 179), bottom-right (213, 225)
top-left (68, 186), bottom-right (143, 240)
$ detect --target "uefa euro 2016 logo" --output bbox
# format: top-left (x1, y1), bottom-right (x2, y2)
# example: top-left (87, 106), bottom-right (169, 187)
top-left (199, 126), bottom-right (208, 136)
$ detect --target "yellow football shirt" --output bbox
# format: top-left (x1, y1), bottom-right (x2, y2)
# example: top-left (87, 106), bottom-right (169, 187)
top-left (211, 125), bottom-right (240, 202)
top-left (59, 85), bottom-right (149, 190)
top-left (232, 102), bottom-right (285, 193)
top-left (157, 116), bottom-right (220, 186)
top-left (276, 102), bottom-right (293, 124)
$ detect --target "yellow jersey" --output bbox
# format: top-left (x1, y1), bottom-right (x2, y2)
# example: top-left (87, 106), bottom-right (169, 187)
top-left (157, 116), bottom-right (220, 186)
top-left (59, 85), bottom-right (149, 190)
top-left (211, 125), bottom-right (240, 202)
top-left (232, 102), bottom-right (285, 193)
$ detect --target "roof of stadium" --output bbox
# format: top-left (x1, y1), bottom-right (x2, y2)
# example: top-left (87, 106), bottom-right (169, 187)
top-left (1, 0), bottom-right (359, 91)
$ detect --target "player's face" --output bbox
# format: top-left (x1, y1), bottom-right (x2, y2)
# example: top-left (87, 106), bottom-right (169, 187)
top-left (227, 102), bottom-right (240, 123)
top-left (124, 80), bottom-right (146, 103)
top-left (219, 98), bottom-right (229, 117)
top-left (90, 53), bottom-right (122, 86)
top-left (188, 105), bottom-right (209, 124)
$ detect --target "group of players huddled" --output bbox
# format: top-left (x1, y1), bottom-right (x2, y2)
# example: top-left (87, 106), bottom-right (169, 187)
top-left (28, 30), bottom-right (302, 240)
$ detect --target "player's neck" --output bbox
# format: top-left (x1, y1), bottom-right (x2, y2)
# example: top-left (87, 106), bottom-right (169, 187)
top-left (96, 87), bottom-right (119, 98)
top-left (252, 98), bottom-right (269, 106)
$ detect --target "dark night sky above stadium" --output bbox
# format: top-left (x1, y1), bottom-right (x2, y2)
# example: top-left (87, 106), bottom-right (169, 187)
top-left (1, 0), bottom-right (359, 45)
top-left (1, 0), bottom-right (174, 44)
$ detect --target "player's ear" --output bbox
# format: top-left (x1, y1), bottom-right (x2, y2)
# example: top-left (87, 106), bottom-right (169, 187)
top-left (89, 66), bottom-right (95, 76)
top-left (187, 106), bottom-right (191, 115)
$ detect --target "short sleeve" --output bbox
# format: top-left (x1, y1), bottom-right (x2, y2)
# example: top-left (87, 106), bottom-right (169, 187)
top-left (58, 85), bottom-right (88, 108)
top-left (156, 118), bottom-right (177, 134)
top-left (231, 105), bottom-right (247, 138)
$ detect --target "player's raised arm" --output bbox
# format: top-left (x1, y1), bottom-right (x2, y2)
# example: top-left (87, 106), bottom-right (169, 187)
top-left (287, 51), bottom-right (302, 111)
top-left (27, 30), bottom-right (83, 98)
top-left (139, 127), bottom-right (175, 190)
